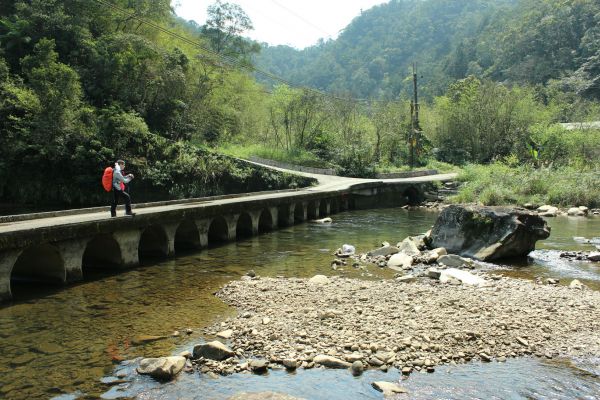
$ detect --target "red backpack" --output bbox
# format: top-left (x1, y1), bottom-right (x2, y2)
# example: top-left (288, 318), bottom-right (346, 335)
top-left (102, 167), bottom-right (113, 192)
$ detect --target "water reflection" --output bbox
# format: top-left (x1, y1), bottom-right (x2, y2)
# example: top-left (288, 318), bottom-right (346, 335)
top-left (109, 357), bottom-right (600, 400)
top-left (0, 210), bottom-right (599, 399)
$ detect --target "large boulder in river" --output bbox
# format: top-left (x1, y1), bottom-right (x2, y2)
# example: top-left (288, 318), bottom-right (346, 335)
top-left (429, 205), bottom-right (550, 261)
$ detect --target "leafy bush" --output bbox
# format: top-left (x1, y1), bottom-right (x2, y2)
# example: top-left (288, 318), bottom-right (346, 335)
top-left (452, 163), bottom-right (600, 208)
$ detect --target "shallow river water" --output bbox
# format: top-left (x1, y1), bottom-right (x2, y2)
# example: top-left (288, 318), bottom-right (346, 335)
top-left (0, 208), bottom-right (599, 399)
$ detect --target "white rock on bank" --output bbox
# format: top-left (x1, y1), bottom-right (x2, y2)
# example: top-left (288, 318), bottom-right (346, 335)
top-left (439, 268), bottom-right (486, 286)
top-left (387, 253), bottom-right (413, 270)
top-left (537, 205), bottom-right (558, 217)
top-left (567, 207), bottom-right (586, 217)
top-left (308, 275), bottom-right (331, 285)
top-left (569, 279), bottom-right (587, 290)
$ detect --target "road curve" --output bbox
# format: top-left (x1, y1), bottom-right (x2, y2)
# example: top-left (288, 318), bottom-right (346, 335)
top-left (0, 161), bottom-right (456, 234)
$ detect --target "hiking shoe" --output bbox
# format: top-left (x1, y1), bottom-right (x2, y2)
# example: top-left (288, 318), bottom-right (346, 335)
top-left (126, 212), bottom-right (136, 217)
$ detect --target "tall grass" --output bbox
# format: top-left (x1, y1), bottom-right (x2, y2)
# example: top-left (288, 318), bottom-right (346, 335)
top-left (452, 163), bottom-right (600, 208)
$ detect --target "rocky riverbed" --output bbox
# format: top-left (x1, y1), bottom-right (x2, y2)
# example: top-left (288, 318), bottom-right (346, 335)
top-left (190, 273), bottom-right (600, 377)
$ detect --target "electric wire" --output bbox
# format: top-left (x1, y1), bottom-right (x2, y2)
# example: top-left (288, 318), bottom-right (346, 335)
top-left (94, 0), bottom-right (401, 105)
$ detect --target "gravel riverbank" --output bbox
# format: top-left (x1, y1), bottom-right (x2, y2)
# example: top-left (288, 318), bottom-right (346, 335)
top-left (195, 274), bottom-right (600, 376)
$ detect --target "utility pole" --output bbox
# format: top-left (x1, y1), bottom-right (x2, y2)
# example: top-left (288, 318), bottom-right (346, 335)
top-left (409, 62), bottom-right (420, 168)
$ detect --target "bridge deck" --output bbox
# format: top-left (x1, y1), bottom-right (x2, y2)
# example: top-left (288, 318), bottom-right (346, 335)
top-left (0, 168), bottom-right (456, 235)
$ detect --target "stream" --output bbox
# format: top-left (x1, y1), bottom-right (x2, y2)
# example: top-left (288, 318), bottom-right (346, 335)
top-left (0, 208), bottom-right (598, 399)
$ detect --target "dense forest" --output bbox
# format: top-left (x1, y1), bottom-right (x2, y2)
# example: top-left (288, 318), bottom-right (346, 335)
top-left (0, 0), bottom-right (312, 209)
top-left (257, 0), bottom-right (600, 100)
top-left (0, 0), bottom-right (599, 209)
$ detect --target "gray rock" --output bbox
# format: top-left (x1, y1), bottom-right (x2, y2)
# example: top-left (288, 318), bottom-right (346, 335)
top-left (250, 359), bottom-right (268, 374)
top-left (368, 357), bottom-right (384, 367)
top-left (419, 247), bottom-right (446, 264)
top-left (178, 351), bottom-right (192, 359)
top-left (217, 329), bottom-right (234, 339)
top-left (247, 270), bottom-right (256, 277)
top-left (31, 342), bottom-right (64, 355)
top-left (429, 205), bottom-right (550, 261)
top-left (313, 354), bottom-right (351, 369)
top-left (136, 356), bottom-right (186, 380)
top-left (372, 381), bottom-right (408, 397)
top-left (351, 361), bottom-right (364, 376)
top-left (397, 238), bottom-right (421, 256)
top-left (193, 341), bottom-right (234, 361)
top-left (395, 274), bottom-right (417, 283)
top-left (283, 359), bottom-right (297, 370)
top-left (345, 353), bottom-right (364, 363)
top-left (367, 246), bottom-right (400, 257)
top-left (438, 254), bottom-right (471, 268)
top-left (427, 268), bottom-right (441, 279)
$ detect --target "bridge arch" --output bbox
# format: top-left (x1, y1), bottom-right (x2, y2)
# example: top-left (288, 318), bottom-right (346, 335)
top-left (82, 234), bottom-right (122, 271)
top-left (307, 200), bottom-right (319, 220)
top-left (139, 225), bottom-right (169, 260)
top-left (278, 204), bottom-right (293, 226)
top-left (294, 202), bottom-right (306, 222)
top-left (330, 198), bottom-right (340, 214)
top-left (175, 220), bottom-right (201, 252)
top-left (208, 216), bottom-right (230, 244)
top-left (11, 244), bottom-right (65, 290)
top-left (319, 200), bottom-right (329, 217)
top-left (403, 186), bottom-right (422, 206)
top-left (236, 212), bottom-right (254, 238)
top-left (258, 209), bottom-right (274, 233)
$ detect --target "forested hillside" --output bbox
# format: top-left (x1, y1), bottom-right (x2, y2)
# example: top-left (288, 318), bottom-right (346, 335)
top-left (0, 0), bottom-right (599, 211)
top-left (0, 0), bottom-right (311, 209)
top-left (257, 0), bottom-right (600, 100)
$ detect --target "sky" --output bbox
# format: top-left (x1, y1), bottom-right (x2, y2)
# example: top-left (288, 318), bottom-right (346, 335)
top-left (172, 0), bottom-right (388, 49)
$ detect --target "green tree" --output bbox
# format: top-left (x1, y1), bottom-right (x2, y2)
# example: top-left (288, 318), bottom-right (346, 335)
top-left (202, 0), bottom-right (260, 64)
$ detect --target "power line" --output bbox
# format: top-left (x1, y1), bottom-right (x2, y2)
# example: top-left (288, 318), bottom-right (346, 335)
top-left (94, 0), bottom-right (394, 105)
top-left (268, 0), bottom-right (333, 38)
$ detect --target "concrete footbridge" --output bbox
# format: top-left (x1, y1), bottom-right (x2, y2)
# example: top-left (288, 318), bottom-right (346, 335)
top-left (0, 162), bottom-right (456, 301)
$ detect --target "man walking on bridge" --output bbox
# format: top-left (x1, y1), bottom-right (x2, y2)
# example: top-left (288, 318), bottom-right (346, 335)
top-left (111, 159), bottom-right (135, 217)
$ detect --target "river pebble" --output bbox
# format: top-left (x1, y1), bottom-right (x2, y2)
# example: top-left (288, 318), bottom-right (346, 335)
top-left (193, 275), bottom-right (600, 376)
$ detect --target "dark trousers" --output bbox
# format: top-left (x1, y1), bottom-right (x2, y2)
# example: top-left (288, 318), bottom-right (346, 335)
top-left (111, 189), bottom-right (132, 216)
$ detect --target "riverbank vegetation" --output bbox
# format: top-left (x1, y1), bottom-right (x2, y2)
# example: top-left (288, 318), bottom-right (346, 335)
top-left (0, 0), bottom-right (599, 208)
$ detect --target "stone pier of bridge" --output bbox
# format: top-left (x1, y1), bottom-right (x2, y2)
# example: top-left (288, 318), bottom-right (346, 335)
top-left (0, 170), bottom-right (455, 301)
